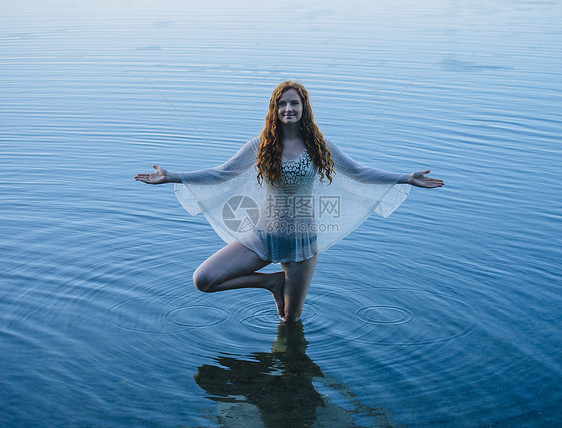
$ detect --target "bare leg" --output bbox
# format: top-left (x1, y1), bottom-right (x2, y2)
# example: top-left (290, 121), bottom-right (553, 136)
top-left (193, 242), bottom-right (286, 317)
top-left (280, 255), bottom-right (318, 323)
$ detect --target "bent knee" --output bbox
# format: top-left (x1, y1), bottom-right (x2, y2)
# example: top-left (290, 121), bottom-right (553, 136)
top-left (192, 269), bottom-right (218, 292)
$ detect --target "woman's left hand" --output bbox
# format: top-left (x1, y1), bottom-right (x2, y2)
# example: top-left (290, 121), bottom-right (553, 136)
top-left (407, 170), bottom-right (444, 188)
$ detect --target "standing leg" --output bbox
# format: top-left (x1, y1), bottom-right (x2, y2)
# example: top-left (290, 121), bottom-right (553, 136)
top-left (193, 241), bottom-right (285, 316)
top-left (280, 255), bottom-right (318, 323)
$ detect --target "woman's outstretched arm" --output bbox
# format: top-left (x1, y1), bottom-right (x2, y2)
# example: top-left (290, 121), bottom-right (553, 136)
top-left (134, 138), bottom-right (257, 186)
top-left (326, 139), bottom-right (444, 188)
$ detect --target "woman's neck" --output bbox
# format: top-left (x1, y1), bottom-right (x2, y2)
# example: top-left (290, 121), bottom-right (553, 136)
top-left (280, 123), bottom-right (301, 143)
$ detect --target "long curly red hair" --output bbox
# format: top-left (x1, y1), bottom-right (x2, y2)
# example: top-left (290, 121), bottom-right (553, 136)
top-left (257, 81), bottom-right (334, 186)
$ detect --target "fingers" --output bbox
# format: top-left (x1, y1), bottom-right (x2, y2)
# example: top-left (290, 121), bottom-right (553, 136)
top-left (410, 168), bottom-right (444, 188)
top-left (422, 178), bottom-right (444, 188)
top-left (410, 174), bottom-right (444, 188)
top-left (134, 172), bottom-right (155, 183)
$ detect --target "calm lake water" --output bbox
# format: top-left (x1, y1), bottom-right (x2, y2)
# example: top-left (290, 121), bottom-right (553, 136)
top-left (1, 1), bottom-right (561, 426)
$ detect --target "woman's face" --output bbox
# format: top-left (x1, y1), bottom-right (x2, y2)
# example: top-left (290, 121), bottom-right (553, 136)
top-left (277, 89), bottom-right (303, 125)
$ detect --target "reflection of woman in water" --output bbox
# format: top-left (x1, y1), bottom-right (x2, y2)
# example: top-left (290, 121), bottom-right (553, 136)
top-left (194, 322), bottom-right (398, 427)
top-left (135, 81), bottom-right (443, 322)
top-left (194, 322), bottom-right (323, 427)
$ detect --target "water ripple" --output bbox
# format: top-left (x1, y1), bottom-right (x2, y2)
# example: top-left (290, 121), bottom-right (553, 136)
top-left (355, 304), bottom-right (413, 325)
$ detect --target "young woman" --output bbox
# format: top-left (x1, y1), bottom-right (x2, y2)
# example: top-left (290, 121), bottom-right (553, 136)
top-left (135, 81), bottom-right (443, 322)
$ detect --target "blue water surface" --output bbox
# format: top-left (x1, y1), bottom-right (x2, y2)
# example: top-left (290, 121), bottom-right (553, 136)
top-left (1, 1), bottom-right (561, 426)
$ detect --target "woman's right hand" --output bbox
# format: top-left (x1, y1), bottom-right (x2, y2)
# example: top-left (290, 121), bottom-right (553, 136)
top-left (134, 164), bottom-right (169, 184)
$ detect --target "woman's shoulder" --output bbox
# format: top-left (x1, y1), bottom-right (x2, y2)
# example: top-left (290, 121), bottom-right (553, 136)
top-left (323, 137), bottom-right (338, 153)
top-left (248, 135), bottom-right (260, 154)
